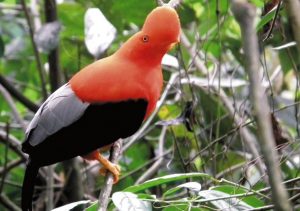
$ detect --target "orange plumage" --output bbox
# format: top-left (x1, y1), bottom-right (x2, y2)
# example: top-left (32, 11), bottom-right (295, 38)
top-left (70, 6), bottom-right (180, 118)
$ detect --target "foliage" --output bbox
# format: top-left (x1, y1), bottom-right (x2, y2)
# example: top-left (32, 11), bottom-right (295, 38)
top-left (0, 0), bottom-right (300, 210)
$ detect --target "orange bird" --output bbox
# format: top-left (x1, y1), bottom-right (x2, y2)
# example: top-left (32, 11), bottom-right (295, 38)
top-left (21, 5), bottom-right (180, 211)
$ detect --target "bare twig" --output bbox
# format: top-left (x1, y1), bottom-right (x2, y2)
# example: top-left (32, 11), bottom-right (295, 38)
top-left (0, 194), bottom-right (21, 211)
top-left (179, 35), bottom-right (266, 176)
top-left (285, 0), bottom-right (300, 54)
top-left (0, 124), bottom-right (9, 194)
top-left (0, 74), bottom-right (39, 112)
top-left (180, 32), bottom-right (208, 74)
top-left (44, 0), bottom-right (62, 92)
top-left (98, 139), bottom-right (123, 211)
top-left (231, 1), bottom-right (292, 210)
top-left (20, 0), bottom-right (48, 99)
top-left (0, 130), bottom-right (27, 160)
top-left (0, 159), bottom-right (24, 176)
top-left (135, 126), bottom-right (167, 184)
top-left (0, 84), bottom-right (27, 131)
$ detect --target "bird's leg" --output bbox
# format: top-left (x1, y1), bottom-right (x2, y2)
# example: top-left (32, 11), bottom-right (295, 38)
top-left (83, 150), bottom-right (120, 184)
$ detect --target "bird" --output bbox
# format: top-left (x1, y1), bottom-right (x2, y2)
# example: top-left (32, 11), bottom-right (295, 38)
top-left (21, 5), bottom-right (180, 211)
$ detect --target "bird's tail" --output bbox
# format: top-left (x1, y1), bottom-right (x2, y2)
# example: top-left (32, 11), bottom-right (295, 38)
top-left (22, 161), bottom-right (39, 211)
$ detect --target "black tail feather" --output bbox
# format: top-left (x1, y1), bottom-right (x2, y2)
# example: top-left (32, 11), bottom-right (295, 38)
top-left (22, 161), bottom-right (39, 211)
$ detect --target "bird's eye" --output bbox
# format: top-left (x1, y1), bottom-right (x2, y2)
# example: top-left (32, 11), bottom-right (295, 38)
top-left (142, 35), bottom-right (149, 43)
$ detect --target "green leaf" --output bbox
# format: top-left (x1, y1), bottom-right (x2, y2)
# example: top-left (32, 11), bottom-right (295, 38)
top-left (84, 201), bottom-right (98, 211)
top-left (249, 0), bottom-right (264, 7)
top-left (124, 173), bottom-right (214, 193)
top-left (211, 185), bottom-right (265, 208)
top-left (256, 6), bottom-right (277, 31)
top-left (58, 3), bottom-right (86, 39)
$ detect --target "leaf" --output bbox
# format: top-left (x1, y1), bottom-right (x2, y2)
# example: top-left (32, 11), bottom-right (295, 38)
top-left (198, 190), bottom-right (253, 210)
top-left (58, 2), bottom-right (86, 38)
top-left (212, 185), bottom-right (265, 208)
top-left (112, 192), bottom-right (152, 211)
top-left (84, 201), bottom-right (98, 211)
top-left (163, 182), bottom-right (202, 197)
top-left (52, 200), bottom-right (90, 211)
top-left (34, 21), bottom-right (62, 53)
top-left (84, 8), bottom-right (117, 58)
top-left (256, 6), bottom-right (277, 31)
top-left (162, 54), bottom-right (179, 68)
top-left (124, 173), bottom-right (214, 193)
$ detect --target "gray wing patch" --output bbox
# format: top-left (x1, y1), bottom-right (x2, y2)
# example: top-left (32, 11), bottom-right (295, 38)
top-left (25, 83), bottom-right (89, 146)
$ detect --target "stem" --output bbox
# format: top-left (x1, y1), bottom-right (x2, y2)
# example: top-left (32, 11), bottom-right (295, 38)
top-left (231, 1), bottom-right (292, 210)
top-left (20, 0), bottom-right (48, 99)
top-left (98, 139), bottom-right (123, 211)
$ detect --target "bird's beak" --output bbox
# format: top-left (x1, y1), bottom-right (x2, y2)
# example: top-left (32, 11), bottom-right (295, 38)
top-left (168, 35), bottom-right (180, 51)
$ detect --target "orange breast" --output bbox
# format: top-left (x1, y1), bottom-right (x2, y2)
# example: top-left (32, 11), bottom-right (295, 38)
top-left (69, 54), bottom-right (163, 119)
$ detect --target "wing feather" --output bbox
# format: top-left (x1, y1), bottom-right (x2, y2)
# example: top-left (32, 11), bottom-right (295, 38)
top-left (25, 83), bottom-right (89, 146)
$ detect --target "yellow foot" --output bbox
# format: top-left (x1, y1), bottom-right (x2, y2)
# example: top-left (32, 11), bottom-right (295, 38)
top-left (99, 163), bottom-right (121, 184)
top-left (82, 150), bottom-right (121, 184)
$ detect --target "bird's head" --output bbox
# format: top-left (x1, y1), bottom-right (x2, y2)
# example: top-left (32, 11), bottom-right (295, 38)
top-left (142, 6), bottom-right (181, 48)
top-left (118, 6), bottom-right (181, 65)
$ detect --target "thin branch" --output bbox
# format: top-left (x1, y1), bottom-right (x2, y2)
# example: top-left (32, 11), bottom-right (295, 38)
top-left (98, 139), bottom-right (123, 211)
top-left (231, 1), bottom-right (292, 210)
top-left (135, 126), bottom-right (167, 184)
top-left (44, 0), bottom-right (62, 92)
top-left (0, 194), bottom-right (21, 211)
top-left (180, 32), bottom-right (208, 74)
top-left (20, 0), bottom-right (48, 99)
top-left (179, 35), bottom-right (266, 177)
top-left (0, 159), bottom-right (24, 176)
top-left (0, 130), bottom-right (27, 160)
top-left (0, 74), bottom-right (39, 112)
top-left (0, 84), bottom-right (27, 131)
top-left (285, 0), bottom-right (300, 54)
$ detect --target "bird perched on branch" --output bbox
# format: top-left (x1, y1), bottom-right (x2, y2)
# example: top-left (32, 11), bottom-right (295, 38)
top-left (21, 5), bottom-right (180, 211)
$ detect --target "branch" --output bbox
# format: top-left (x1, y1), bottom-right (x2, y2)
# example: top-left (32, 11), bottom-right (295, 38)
top-left (98, 139), bottom-right (123, 211)
top-left (0, 84), bottom-right (26, 131)
top-left (0, 130), bottom-right (27, 160)
top-left (0, 75), bottom-right (39, 112)
top-left (20, 0), bottom-right (48, 99)
top-left (44, 0), bottom-right (62, 92)
top-left (0, 158), bottom-right (24, 176)
top-left (231, 1), bottom-right (292, 210)
top-left (135, 126), bottom-right (167, 184)
top-left (285, 0), bottom-right (300, 54)
top-left (180, 32), bottom-right (266, 177)
top-left (0, 194), bottom-right (21, 211)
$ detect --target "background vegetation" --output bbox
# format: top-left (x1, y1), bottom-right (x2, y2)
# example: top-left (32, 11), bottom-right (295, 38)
top-left (0, 0), bottom-right (299, 210)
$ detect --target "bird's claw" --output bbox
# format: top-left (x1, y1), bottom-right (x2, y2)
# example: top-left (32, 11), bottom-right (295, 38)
top-left (99, 164), bottom-right (121, 184)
